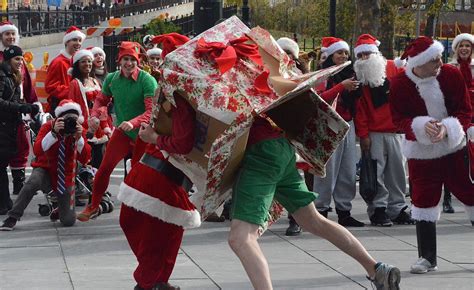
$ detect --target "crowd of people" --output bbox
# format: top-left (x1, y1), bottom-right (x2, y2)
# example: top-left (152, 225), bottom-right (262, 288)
top-left (0, 17), bottom-right (472, 290)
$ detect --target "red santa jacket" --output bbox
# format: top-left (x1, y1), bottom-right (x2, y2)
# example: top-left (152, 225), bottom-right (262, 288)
top-left (45, 51), bottom-right (72, 103)
top-left (31, 120), bottom-right (91, 191)
top-left (390, 64), bottom-right (472, 160)
top-left (315, 82), bottom-right (352, 121)
top-left (0, 52), bottom-right (38, 104)
top-left (355, 60), bottom-right (401, 138)
top-left (68, 78), bottom-right (109, 143)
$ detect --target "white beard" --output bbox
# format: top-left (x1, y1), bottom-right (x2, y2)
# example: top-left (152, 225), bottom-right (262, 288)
top-left (354, 53), bottom-right (387, 87)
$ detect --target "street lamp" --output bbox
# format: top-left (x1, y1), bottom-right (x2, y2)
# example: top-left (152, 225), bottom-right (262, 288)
top-left (329, 0), bottom-right (336, 36)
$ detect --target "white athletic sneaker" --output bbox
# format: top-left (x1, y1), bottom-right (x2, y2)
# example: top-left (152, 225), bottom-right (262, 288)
top-left (410, 257), bottom-right (438, 274)
top-left (368, 262), bottom-right (401, 290)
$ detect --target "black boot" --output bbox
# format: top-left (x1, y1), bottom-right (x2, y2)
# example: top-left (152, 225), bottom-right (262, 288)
top-left (442, 189), bottom-right (454, 213)
top-left (318, 209), bottom-right (329, 218)
top-left (0, 167), bottom-right (12, 215)
top-left (11, 168), bottom-right (25, 195)
top-left (370, 207), bottom-right (393, 227)
top-left (411, 221), bottom-right (438, 274)
top-left (285, 214), bottom-right (302, 236)
top-left (336, 208), bottom-right (364, 227)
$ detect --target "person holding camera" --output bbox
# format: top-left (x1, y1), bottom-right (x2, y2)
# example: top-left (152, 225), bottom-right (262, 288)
top-left (68, 49), bottom-right (109, 169)
top-left (77, 41), bottom-right (157, 222)
top-left (0, 46), bottom-right (40, 215)
top-left (0, 100), bottom-right (91, 230)
top-left (0, 21), bottom-right (41, 197)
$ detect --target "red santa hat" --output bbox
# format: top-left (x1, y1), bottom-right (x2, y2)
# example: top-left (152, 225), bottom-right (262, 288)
top-left (146, 47), bottom-right (163, 57)
top-left (0, 20), bottom-right (19, 37)
top-left (277, 37), bottom-right (300, 59)
top-left (90, 46), bottom-right (106, 60)
top-left (117, 41), bottom-right (141, 64)
top-left (55, 99), bottom-right (84, 124)
top-left (151, 33), bottom-right (190, 58)
top-left (321, 37), bottom-right (350, 57)
top-left (0, 20), bottom-right (19, 47)
top-left (452, 33), bottom-right (474, 52)
top-left (63, 26), bottom-right (86, 45)
top-left (397, 36), bottom-right (444, 68)
top-left (72, 49), bottom-right (94, 65)
top-left (354, 34), bottom-right (380, 56)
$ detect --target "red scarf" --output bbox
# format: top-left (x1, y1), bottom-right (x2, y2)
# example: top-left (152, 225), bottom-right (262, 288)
top-left (458, 57), bottom-right (473, 89)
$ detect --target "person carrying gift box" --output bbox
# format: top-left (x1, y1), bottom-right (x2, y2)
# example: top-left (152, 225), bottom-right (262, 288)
top-left (0, 99), bottom-right (91, 230)
top-left (353, 34), bottom-right (414, 226)
top-left (77, 41), bottom-right (158, 222)
top-left (390, 36), bottom-right (474, 274)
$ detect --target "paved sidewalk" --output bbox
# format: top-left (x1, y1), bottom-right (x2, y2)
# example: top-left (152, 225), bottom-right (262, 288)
top-left (0, 181), bottom-right (473, 290)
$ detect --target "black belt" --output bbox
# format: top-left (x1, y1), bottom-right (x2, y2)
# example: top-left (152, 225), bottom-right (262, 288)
top-left (140, 153), bottom-right (193, 192)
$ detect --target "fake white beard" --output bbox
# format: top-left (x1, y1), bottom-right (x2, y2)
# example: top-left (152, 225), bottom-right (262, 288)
top-left (354, 53), bottom-right (387, 87)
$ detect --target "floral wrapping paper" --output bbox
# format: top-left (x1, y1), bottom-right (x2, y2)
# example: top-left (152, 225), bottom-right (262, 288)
top-left (157, 16), bottom-right (350, 225)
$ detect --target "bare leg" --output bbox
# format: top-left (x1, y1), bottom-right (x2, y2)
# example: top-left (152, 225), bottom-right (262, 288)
top-left (228, 219), bottom-right (273, 290)
top-left (292, 203), bottom-right (377, 277)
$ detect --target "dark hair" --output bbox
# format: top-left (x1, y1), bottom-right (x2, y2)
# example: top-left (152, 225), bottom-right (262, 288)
top-left (5, 60), bottom-right (22, 86)
top-left (71, 60), bottom-right (88, 84)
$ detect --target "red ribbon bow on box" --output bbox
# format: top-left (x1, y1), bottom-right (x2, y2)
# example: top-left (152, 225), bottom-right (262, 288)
top-left (195, 37), bottom-right (263, 74)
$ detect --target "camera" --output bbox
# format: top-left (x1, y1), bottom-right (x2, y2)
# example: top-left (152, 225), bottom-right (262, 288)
top-left (63, 116), bottom-right (78, 135)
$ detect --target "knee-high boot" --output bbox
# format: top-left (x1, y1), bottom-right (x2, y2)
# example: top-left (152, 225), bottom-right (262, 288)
top-left (11, 168), bottom-right (25, 195)
top-left (411, 221), bottom-right (438, 273)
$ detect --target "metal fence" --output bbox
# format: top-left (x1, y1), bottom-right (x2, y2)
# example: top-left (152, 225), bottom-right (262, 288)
top-left (1, 0), bottom-right (192, 37)
top-left (103, 5), bottom-right (238, 72)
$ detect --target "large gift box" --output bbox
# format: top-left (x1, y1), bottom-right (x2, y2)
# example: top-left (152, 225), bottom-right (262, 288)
top-left (155, 16), bottom-right (350, 224)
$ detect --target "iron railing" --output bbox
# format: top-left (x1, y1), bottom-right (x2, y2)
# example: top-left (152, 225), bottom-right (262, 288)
top-left (2, 0), bottom-right (192, 37)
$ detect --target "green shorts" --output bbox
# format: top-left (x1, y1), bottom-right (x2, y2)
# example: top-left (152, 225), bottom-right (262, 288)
top-left (231, 137), bottom-right (317, 227)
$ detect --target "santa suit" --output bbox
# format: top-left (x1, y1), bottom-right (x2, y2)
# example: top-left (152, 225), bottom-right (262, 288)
top-left (118, 95), bottom-right (200, 289)
top-left (69, 78), bottom-right (109, 168)
top-left (390, 64), bottom-right (474, 221)
top-left (355, 60), bottom-right (409, 219)
top-left (449, 58), bottom-right (474, 119)
top-left (45, 51), bottom-right (72, 111)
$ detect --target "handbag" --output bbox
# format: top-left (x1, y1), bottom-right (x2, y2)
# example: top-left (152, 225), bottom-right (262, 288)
top-left (359, 150), bottom-right (378, 203)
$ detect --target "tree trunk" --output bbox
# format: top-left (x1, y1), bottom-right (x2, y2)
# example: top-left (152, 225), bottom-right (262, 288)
top-left (423, 0), bottom-right (436, 37)
top-left (355, 0), bottom-right (382, 37)
top-left (379, 1), bottom-right (397, 59)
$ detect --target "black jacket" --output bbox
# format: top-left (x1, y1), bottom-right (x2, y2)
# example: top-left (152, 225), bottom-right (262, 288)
top-left (0, 63), bottom-right (23, 123)
top-left (0, 63), bottom-right (24, 159)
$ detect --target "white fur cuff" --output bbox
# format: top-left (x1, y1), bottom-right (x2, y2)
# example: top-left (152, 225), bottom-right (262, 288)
top-left (411, 205), bottom-right (440, 222)
top-left (441, 117), bottom-right (465, 148)
top-left (41, 132), bottom-right (58, 151)
top-left (411, 116), bottom-right (435, 145)
top-left (467, 127), bottom-right (474, 142)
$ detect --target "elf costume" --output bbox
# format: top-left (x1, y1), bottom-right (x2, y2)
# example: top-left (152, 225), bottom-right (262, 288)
top-left (77, 41), bottom-right (158, 222)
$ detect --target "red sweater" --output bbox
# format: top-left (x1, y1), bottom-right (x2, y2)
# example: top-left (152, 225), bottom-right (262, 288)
top-left (149, 95), bottom-right (196, 159)
top-left (316, 82), bottom-right (352, 121)
top-left (45, 51), bottom-right (72, 103)
top-left (355, 60), bottom-right (402, 138)
top-left (31, 121), bottom-right (91, 191)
